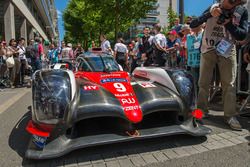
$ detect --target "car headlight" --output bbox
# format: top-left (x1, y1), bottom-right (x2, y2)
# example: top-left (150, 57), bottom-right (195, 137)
top-left (171, 70), bottom-right (195, 109)
top-left (32, 70), bottom-right (71, 124)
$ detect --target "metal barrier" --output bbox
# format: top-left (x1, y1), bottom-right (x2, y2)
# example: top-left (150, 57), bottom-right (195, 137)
top-left (205, 47), bottom-right (250, 116)
top-left (0, 57), bottom-right (11, 88)
top-left (165, 50), bottom-right (178, 68)
top-left (237, 47), bottom-right (250, 116)
top-left (208, 65), bottom-right (221, 103)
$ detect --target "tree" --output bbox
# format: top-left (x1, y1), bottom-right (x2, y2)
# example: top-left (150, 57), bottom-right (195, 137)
top-left (63, 0), bottom-right (157, 47)
top-left (167, 6), bottom-right (178, 32)
top-left (63, 0), bottom-right (104, 49)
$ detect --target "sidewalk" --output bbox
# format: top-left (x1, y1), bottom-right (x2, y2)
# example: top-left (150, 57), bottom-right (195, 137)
top-left (0, 89), bottom-right (18, 105)
top-left (0, 88), bottom-right (30, 114)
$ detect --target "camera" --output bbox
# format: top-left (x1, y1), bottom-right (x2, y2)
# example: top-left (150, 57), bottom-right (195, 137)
top-left (217, 5), bottom-right (245, 25)
top-left (217, 8), bottom-right (233, 25)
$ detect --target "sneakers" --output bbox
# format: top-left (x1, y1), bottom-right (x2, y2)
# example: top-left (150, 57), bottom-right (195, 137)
top-left (224, 116), bottom-right (242, 131)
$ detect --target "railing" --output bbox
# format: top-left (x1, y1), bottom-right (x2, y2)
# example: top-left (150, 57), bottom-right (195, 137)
top-left (149, 2), bottom-right (159, 8)
top-left (139, 18), bottom-right (159, 24)
top-left (146, 10), bottom-right (160, 16)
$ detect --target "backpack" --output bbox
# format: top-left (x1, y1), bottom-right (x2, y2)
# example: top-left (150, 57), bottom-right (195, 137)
top-left (26, 45), bottom-right (36, 59)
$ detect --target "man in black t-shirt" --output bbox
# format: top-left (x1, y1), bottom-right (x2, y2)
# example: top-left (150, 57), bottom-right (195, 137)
top-left (141, 27), bottom-right (154, 66)
top-left (25, 39), bottom-right (36, 74)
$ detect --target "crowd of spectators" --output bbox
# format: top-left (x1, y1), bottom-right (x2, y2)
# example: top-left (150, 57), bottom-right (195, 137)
top-left (0, 37), bottom-right (84, 89)
top-left (114, 17), bottom-right (205, 87)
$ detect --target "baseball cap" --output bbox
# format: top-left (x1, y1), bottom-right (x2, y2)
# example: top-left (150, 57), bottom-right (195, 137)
top-left (168, 30), bottom-right (177, 36)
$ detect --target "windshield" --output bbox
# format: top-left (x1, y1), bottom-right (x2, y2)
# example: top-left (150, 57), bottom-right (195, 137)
top-left (77, 54), bottom-right (120, 72)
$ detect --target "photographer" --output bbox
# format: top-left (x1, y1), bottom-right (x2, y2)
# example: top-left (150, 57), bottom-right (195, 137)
top-left (190, 0), bottom-right (248, 130)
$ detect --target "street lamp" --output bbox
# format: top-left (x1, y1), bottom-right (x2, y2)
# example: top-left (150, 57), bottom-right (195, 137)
top-left (179, 0), bottom-right (184, 24)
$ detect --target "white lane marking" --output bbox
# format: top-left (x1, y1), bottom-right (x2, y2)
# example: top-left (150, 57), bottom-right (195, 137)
top-left (0, 89), bottom-right (31, 114)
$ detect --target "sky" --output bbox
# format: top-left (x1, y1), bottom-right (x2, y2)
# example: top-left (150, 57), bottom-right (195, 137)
top-left (55, 0), bottom-right (214, 41)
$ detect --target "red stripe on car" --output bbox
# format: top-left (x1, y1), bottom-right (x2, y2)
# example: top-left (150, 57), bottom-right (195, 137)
top-left (76, 71), bottom-right (143, 123)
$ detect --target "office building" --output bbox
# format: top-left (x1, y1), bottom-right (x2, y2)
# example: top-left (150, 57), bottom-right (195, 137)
top-left (0, 0), bottom-right (59, 44)
top-left (130, 0), bottom-right (177, 38)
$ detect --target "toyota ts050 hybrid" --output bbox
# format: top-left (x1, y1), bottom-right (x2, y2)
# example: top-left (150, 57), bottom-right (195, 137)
top-left (25, 50), bottom-right (211, 159)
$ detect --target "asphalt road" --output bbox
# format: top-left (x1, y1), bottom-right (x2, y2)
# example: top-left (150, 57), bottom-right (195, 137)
top-left (0, 88), bottom-right (249, 167)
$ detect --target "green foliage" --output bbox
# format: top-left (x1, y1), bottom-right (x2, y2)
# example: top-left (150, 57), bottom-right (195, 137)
top-left (167, 6), bottom-right (178, 32)
top-left (161, 26), bottom-right (168, 36)
top-left (63, 0), bottom-right (157, 47)
top-left (183, 14), bottom-right (197, 24)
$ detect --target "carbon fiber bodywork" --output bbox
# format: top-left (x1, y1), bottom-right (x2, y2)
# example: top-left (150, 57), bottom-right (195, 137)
top-left (75, 78), bottom-right (183, 122)
top-left (26, 55), bottom-right (211, 159)
top-left (26, 118), bottom-right (210, 159)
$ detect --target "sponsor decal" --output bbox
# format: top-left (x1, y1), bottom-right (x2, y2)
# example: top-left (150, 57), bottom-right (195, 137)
top-left (115, 93), bottom-right (130, 97)
top-left (83, 85), bottom-right (99, 91)
top-left (101, 74), bottom-right (122, 77)
top-left (124, 105), bottom-right (140, 111)
top-left (101, 78), bottom-right (128, 84)
top-left (32, 135), bottom-right (47, 149)
top-left (121, 98), bottom-right (136, 105)
top-left (139, 82), bottom-right (156, 88)
top-left (114, 93), bottom-right (134, 97)
top-left (135, 71), bottom-right (148, 77)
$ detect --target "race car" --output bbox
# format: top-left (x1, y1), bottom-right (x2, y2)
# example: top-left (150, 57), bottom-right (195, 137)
top-left (25, 50), bottom-right (211, 159)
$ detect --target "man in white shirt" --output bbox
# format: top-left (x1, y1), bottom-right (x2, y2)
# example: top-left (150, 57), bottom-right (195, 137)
top-left (114, 38), bottom-right (128, 70)
top-left (17, 38), bottom-right (26, 85)
top-left (100, 34), bottom-right (113, 54)
top-left (61, 43), bottom-right (73, 59)
top-left (152, 24), bottom-right (167, 67)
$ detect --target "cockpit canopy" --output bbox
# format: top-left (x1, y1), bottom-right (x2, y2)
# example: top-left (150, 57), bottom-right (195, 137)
top-left (76, 52), bottom-right (120, 72)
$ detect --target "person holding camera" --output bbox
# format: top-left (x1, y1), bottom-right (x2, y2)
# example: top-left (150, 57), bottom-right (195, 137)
top-left (190, 0), bottom-right (248, 130)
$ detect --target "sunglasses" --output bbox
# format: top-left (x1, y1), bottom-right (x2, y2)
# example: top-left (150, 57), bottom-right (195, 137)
top-left (228, 0), bottom-right (240, 5)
